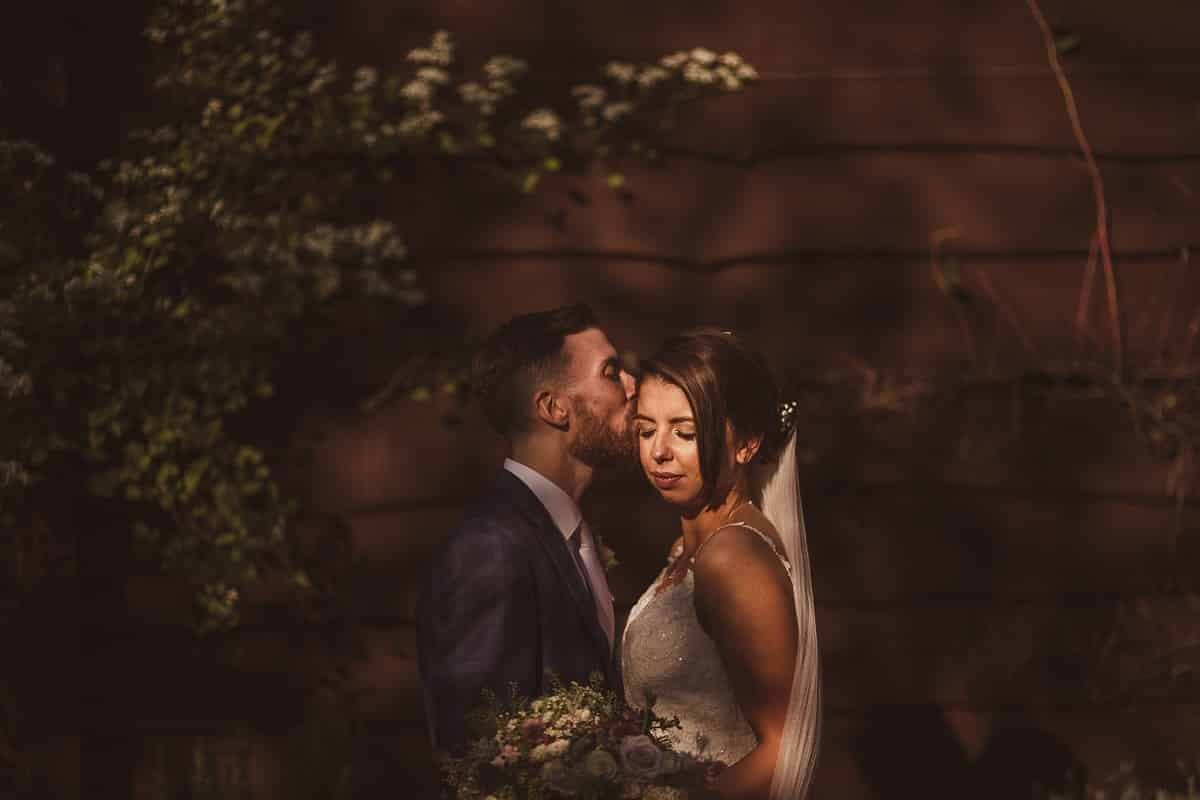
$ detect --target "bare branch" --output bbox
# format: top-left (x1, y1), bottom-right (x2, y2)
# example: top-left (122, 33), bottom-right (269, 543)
top-left (1025, 0), bottom-right (1123, 376)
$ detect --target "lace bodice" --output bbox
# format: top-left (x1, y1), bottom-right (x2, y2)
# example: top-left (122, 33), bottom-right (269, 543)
top-left (620, 523), bottom-right (791, 765)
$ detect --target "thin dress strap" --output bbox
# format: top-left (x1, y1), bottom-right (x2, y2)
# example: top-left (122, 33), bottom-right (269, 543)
top-left (692, 521), bottom-right (792, 574)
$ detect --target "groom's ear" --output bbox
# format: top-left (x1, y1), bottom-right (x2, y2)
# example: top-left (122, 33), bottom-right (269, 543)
top-left (534, 388), bottom-right (570, 431)
top-left (735, 435), bottom-right (762, 465)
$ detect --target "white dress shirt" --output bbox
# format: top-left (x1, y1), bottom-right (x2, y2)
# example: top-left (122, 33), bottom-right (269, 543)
top-left (503, 458), bottom-right (615, 651)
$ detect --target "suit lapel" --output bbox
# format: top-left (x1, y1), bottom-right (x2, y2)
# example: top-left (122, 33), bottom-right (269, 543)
top-left (497, 471), bottom-right (614, 669)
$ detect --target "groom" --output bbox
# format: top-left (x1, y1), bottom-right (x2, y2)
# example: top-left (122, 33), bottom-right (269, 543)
top-left (416, 305), bottom-right (636, 754)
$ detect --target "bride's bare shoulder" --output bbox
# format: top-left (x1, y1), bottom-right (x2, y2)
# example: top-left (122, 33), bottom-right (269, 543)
top-left (693, 510), bottom-right (788, 590)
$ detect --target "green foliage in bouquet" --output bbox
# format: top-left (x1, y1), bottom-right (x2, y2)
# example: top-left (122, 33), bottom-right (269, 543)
top-left (0, 0), bottom-right (758, 632)
top-left (442, 676), bottom-right (724, 800)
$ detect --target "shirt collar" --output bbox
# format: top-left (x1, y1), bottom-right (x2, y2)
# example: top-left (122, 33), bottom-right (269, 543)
top-left (504, 457), bottom-right (582, 541)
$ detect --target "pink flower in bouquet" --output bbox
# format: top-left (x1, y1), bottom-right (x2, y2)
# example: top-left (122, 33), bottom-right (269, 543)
top-left (608, 714), bottom-right (642, 740)
top-left (619, 735), bottom-right (665, 781)
top-left (489, 744), bottom-right (520, 768)
top-left (521, 717), bottom-right (545, 742)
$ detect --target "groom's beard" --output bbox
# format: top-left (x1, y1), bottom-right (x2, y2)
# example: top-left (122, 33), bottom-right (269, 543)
top-left (569, 398), bottom-right (635, 467)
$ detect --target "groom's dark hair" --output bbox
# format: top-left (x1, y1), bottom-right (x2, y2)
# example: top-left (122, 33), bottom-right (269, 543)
top-left (472, 304), bottom-right (600, 437)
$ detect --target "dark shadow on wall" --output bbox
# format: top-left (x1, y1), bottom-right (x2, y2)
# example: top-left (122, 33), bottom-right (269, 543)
top-left (852, 704), bottom-right (1086, 800)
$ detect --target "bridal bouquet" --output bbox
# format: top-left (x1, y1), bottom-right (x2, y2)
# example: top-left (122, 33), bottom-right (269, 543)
top-left (441, 677), bottom-right (724, 800)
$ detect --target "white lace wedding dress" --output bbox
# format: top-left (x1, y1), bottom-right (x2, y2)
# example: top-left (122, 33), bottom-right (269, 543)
top-left (620, 522), bottom-right (793, 765)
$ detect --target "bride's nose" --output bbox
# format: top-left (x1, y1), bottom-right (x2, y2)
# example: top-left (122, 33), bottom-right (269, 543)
top-left (651, 435), bottom-right (672, 463)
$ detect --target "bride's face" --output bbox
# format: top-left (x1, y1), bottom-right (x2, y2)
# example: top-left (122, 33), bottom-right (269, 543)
top-left (633, 377), bottom-right (704, 506)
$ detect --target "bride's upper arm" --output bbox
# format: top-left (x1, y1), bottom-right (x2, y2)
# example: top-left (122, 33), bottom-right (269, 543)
top-left (692, 531), bottom-right (798, 740)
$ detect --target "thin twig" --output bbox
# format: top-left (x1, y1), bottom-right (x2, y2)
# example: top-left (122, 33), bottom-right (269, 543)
top-left (929, 226), bottom-right (976, 362)
top-left (1025, 0), bottom-right (1123, 377)
top-left (976, 268), bottom-right (1040, 361)
top-left (1074, 229), bottom-right (1098, 354)
top-left (1156, 254), bottom-right (1186, 362)
top-left (1183, 309), bottom-right (1200, 367)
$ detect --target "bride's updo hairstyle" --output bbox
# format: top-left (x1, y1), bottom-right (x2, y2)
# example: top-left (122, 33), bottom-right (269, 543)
top-left (638, 328), bottom-right (787, 508)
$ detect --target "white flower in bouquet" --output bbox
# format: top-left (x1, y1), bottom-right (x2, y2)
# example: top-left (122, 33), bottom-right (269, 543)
top-left (643, 787), bottom-right (687, 800)
top-left (619, 735), bottom-right (666, 781)
top-left (583, 749), bottom-right (620, 781)
top-left (540, 759), bottom-right (579, 796)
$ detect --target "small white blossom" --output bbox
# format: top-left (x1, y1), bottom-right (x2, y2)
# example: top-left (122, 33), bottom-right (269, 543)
top-left (407, 30), bottom-right (453, 66)
top-left (660, 51), bottom-right (689, 69)
top-left (431, 30), bottom-right (453, 62)
top-left (484, 55), bottom-right (527, 82)
top-left (303, 225), bottom-right (336, 260)
top-left (571, 84), bottom-right (606, 112)
top-left (637, 66), bottom-right (671, 89)
top-left (0, 460), bottom-right (30, 487)
top-left (683, 62), bottom-right (715, 84)
top-left (397, 109), bottom-right (443, 136)
top-left (458, 81), bottom-right (501, 115)
top-left (736, 63), bottom-right (758, 80)
top-left (202, 99), bottom-right (223, 128)
top-left (353, 66), bottom-right (378, 93)
top-left (308, 63), bottom-right (336, 94)
top-left (605, 61), bottom-right (636, 84)
top-left (0, 357), bottom-right (32, 399)
top-left (521, 108), bottom-right (562, 141)
top-left (290, 31), bottom-right (313, 59)
top-left (719, 51), bottom-right (743, 68)
top-left (401, 79), bottom-right (434, 104)
top-left (690, 47), bottom-right (717, 64)
top-left (714, 66), bottom-right (740, 90)
top-left (416, 66), bottom-right (450, 86)
top-left (602, 102), bottom-right (634, 122)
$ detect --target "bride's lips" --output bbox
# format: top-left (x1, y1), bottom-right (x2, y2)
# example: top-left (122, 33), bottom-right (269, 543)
top-left (650, 471), bottom-right (684, 490)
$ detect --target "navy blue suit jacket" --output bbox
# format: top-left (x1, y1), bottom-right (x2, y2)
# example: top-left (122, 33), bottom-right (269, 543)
top-left (415, 470), bottom-right (620, 754)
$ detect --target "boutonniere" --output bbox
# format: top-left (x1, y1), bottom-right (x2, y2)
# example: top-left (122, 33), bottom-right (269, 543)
top-left (595, 534), bottom-right (619, 572)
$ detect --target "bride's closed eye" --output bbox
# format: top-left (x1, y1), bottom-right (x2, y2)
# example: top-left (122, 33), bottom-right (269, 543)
top-left (637, 426), bottom-right (695, 442)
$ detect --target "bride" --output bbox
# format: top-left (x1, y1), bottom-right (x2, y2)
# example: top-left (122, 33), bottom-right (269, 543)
top-left (621, 329), bottom-right (821, 800)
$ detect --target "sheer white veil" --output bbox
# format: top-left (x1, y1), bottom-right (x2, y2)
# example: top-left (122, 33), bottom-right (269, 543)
top-left (758, 422), bottom-right (822, 799)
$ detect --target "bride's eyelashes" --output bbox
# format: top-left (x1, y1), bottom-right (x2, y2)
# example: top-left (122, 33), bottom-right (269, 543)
top-left (635, 426), bottom-right (696, 442)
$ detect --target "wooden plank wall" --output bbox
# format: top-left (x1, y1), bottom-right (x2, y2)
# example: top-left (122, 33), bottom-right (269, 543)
top-left (38, 0), bottom-right (1200, 797)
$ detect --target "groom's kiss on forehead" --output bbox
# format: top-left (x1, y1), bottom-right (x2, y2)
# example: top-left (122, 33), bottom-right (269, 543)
top-left (472, 304), bottom-right (636, 471)
top-left (560, 326), bottom-right (638, 465)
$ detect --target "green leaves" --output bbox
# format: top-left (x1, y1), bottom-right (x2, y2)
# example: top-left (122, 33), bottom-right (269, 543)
top-left (2, 7), bottom-right (762, 636)
top-left (1051, 26), bottom-right (1082, 57)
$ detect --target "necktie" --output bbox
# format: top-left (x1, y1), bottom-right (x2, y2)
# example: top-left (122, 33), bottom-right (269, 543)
top-left (571, 521), bottom-right (615, 653)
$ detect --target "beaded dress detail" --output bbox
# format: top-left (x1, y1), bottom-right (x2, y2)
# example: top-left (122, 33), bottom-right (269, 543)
top-left (620, 523), bottom-right (792, 764)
